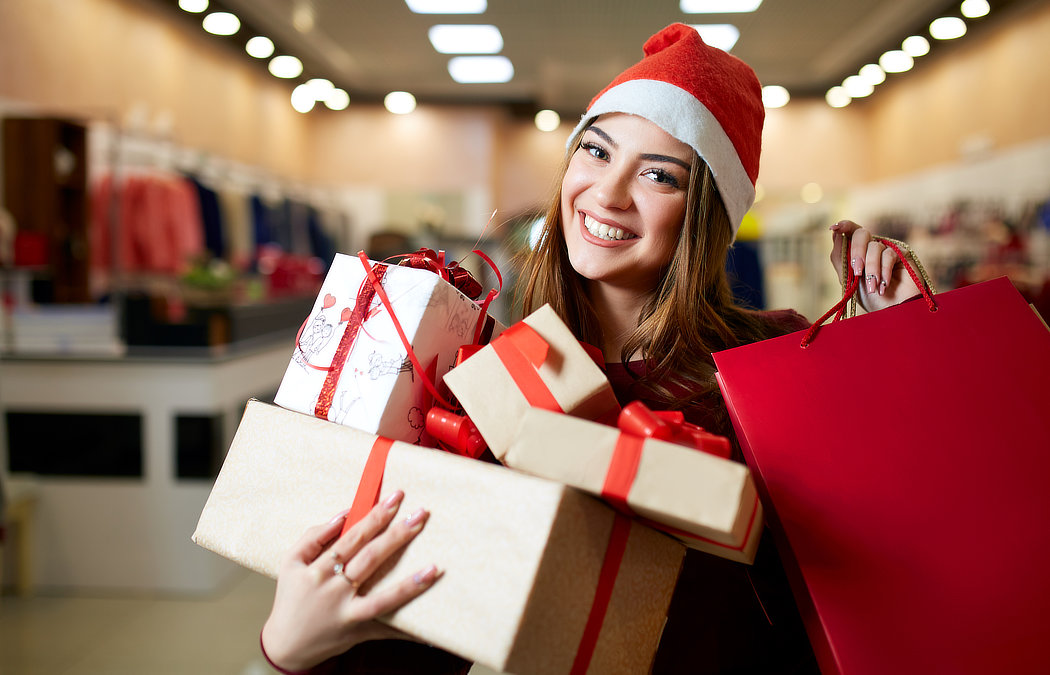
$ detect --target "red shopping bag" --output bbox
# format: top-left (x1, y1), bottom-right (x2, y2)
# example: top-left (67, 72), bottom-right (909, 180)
top-left (713, 275), bottom-right (1050, 675)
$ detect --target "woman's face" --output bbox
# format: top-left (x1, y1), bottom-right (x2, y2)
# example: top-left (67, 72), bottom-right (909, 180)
top-left (561, 113), bottom-right (692, 294)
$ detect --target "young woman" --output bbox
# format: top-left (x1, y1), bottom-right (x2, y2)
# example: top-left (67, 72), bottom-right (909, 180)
top-left (261, 23), bottom-right (921, 674)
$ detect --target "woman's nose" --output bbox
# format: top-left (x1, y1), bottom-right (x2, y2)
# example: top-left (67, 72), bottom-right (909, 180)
top-left (593, 167), bottom-right (633, 210)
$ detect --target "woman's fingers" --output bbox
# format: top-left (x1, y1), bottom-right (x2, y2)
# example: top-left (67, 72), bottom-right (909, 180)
top-left (317, 490), bottom-right (406, 575)
top-left (880, 246), bottom-right (899, 296)
top-left (282, 509), bottom-right (350, 569)
top-left (344, 563), bottom-right (443, 624)
top-left (339, 507), bottom-right (430, 592)
top-left (864, 240), bottom-right (886, 295)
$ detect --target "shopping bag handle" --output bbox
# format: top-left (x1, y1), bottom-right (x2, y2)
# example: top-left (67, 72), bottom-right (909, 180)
top-left (800, 236), bottom-right (937, 348)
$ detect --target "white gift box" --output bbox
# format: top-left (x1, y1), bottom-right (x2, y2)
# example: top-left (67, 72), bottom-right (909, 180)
top-left (274, 252), bottom-right (498, 443)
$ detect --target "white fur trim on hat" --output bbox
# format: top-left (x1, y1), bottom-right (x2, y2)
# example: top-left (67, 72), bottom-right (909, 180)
top-left (569, 79), bottom-right (756, 236)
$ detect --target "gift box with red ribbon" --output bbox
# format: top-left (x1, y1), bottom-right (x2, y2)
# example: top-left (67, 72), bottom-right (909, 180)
top-left (443, 303), bottom-right (621, 459)
top-left (193, 400), bottom-right (684, 675)
top-left (505, 404), bottom-right (763, 564)
top-left (273, 250), bottom-right (500, 444)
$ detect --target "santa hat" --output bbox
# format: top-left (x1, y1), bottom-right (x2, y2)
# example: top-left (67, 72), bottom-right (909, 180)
top-left (569, 23), bottom-right (764, 237)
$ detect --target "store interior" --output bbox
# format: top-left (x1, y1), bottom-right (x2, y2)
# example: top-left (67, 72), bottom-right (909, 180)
top-left (1, 0), bottom-right (1049, 673)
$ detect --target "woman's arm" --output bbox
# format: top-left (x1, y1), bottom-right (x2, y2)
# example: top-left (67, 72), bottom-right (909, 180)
top-left (260, 490), bottom-right (440, 672)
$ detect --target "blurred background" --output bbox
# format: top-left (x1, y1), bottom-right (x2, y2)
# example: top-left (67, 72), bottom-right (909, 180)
top-left (1, 0), bottom-right (1048, 672)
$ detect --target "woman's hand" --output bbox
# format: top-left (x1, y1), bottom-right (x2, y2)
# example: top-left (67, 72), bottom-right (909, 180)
top-left (830, 220), bottom-right (922, 313)
top-left (260, 490), bottom-right (441, 672)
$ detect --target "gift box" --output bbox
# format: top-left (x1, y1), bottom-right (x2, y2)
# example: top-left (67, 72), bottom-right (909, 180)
top-left (443, 304), bottom-right (620, 459)
top-left (274, 252), bottom-right (498, 444)
top-left (192, 400), bottom-right (684, 674)
top-left (505, 407), bottom-right (762, 563)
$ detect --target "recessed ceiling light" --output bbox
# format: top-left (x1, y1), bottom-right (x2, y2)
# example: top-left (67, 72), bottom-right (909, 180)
top-left (858, 64), bottom-right (886, 86)
top-left (843, 75), bottom-right (874, 98)
top-left (680, 0), bottom-right (762, 13)
top-left (689, 24), bottom-right (740, 51)
top-left (448, 56), bottom-right (514, 83)
top-left (385, 91), bottom-right (417, 114)
top-left (291, 84), bottom-right (316, 113)
top-left (428, 25), bottom-right (503, 54)
top-left (879, 50), bottom-right (914, 73)
top-left (325, 89), bottom-right (351, 111)
top-left (825, 86), bottom-right (851, 108)
top-left (961, 0), bottom-right (990, 19)
top-left (202, 12), bottom-right (240, 36)
top-left (268, 55), bottom-right (304, 79)
top-left (406, 0), bottom-right (486, 14)
top-left (179, 0), bottom-right (209, 13)
top-left (245, 36), bottom-right (275, 59)
top-left (930, 16), bottom-right (967, 40)
top-left (534, 109), bottom-right (561, 132)
top-left (761, 85), bottom-right (789, 108)
top-left (902, 35), bottom-right (930, 57)
top-left (305, 78), bottom-right (334, 98)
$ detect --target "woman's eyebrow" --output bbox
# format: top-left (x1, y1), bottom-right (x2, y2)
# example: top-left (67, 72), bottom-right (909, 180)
top-left (641, 153), bottom-right (691, 171)
top-left (587, 125), bottom-right (691, 171)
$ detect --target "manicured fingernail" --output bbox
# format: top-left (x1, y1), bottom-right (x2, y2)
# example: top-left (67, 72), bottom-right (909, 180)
top-left (413, 564), bottom-right (440, 585)
top-left (328, 508), bottom-right (351, 524)
top-left (879, 280), bottom-right (887, 296)
top-left (866, 277), bottom-right (876, 294)
top-left (383, 490), bottom-right (404, 510)
top-left (404, 508), bottom-right (428, 529)
top-left (852, 258), bottom-right (862, 276)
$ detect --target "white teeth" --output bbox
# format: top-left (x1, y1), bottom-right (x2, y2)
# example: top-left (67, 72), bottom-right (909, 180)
top-left (583, 215), bottom-right (636, 241)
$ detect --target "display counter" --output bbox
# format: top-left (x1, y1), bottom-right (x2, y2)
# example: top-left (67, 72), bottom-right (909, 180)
top-left (0, 336), bottom-right (293, 594)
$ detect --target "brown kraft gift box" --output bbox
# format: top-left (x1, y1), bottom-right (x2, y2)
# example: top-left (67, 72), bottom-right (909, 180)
top-left (192, 400), bottom-right (684, 674)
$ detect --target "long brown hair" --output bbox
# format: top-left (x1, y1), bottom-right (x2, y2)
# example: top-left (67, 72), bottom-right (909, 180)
top-left (519, 124), bottom-right (780, 410)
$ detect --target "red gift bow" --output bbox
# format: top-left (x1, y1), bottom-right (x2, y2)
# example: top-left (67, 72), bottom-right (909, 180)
top-left (394, 248), bottom-right (483, 301)
top-left (601, 401), bottom-right (760, 555)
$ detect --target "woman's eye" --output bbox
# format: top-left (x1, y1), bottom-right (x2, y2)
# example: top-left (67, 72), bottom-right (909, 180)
top-left (644, 169), bottom-right (681, 189)
top-left (581, 142), bottom-right (609, 161)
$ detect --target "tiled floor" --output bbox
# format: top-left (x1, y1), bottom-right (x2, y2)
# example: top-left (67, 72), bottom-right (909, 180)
top-left (0, 570), bottom-right (278, 675)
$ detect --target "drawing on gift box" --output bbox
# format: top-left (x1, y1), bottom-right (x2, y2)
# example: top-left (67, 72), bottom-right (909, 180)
top-left (294, 293), bottom-right (344, 370)
top-left (366, 351), bottom-right (413, 380)
top-left (332, 382), bottom-right (365, 426)
top-left (408, 406), bottom-right (425, 444)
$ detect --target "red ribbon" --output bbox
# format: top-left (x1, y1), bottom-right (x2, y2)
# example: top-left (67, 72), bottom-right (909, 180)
top-left (489, 321), bottom-right (564, 413)
top-left (425, 408), bottom-right (487, 459)
top-left (394, 248), bottom-right (483, 300)
top-left (341, 436), bottom-right (394, 536)
top-left (314, 264), bottom-right (388, 419)
top-left (570, 513), bottom-right (632, 675)
top-left (616, 401), bottom-right (731, 459)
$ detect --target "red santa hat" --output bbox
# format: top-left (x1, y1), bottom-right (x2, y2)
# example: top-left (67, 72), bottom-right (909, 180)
top-left (569, 23), bottom-right (764, 237)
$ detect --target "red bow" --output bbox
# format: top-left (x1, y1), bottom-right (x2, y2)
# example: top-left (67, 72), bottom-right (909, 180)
top-left (617, 401), bottom-right (731, 459)
top-left (396, 248), bottom-right (483, 300)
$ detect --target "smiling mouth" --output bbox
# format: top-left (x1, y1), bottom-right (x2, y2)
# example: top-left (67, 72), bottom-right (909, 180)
top-left (583, 214), bottom-right (637, 241)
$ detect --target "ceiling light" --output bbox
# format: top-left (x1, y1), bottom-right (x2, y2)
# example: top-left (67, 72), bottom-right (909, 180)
top-left (406, 0), bottom-right (486, 13)
top-left (202, 12), bottom-right (240, 36)
top-left (879, 50), bottom-right (914, 73)
top-left (305, 78), bottom-right (334, 98)
top-left (761, 85), bottom-right (789, 108)
top-left (385, 91), bottom-right (417, 114)
top-left (858, 63), bottom-right (886, 86)
top-left (291, 84), bottom-right (316, 113)
top-left (680, 0), bottom-right (762, 13)
top-left (960, 0), bottom-right (990, 19)
top-left (245, 36), bottom-right (275, 59)
top-left (448, 56), bottom-right (514, 83)
top-left (534, 109), bottom-right (560, 132)
top-left (930, 16), bottom-right (967, 40)
top-left (178, 0), bottom-right (208, 13)
top-left (843, 75), bottom-right (874, 98)
top-left (902, 35), bottom-right (930, 57)
top-left (325, 88), bottom-right (351, 111)
top-left (268, 55), bottom-right (303, 79)
top-left (689, 24), bottom-right (740, 51)
top-left (825, 86), bottom-right (851, 108)
top-left (428, 25), bottom-right (503, 54)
